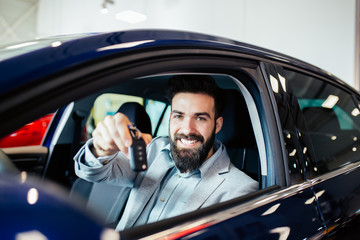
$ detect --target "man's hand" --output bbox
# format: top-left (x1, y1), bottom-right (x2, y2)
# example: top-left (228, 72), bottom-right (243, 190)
top-left (91, 113), bottom-right (152, 158)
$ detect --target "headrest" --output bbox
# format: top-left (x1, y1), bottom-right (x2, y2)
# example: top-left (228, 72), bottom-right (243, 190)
top-left (216, 89), bottom-right (256, 148)
top-left (117, 102), bottom-right (152, 134)
top-left (302, 106), bottom-right (341, 132)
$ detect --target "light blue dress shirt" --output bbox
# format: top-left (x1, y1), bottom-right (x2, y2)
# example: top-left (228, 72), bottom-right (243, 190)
top-left (146, 142), bottom-right (221, 223)
top-left (75, 137), bottom-right (258, 230)
top-left (82, 138), bottom-right (222, 224)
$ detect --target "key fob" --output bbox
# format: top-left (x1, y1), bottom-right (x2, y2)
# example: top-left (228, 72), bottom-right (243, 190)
top-left (129, 126), bottom-right (148, 171)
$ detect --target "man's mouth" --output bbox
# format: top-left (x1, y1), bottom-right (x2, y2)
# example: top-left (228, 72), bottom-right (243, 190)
top-left (175, 134), bottom-right (203, 148)
top-left (179, 138), bottom-right (199, 146)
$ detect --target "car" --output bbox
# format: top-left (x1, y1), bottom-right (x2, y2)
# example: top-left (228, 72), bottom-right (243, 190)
top-left (1, 29), bottom-right (360, 239)
top-left (0, 113), bottom-right (54, 148)
top-left (0, 149), bottom-right (114, 240)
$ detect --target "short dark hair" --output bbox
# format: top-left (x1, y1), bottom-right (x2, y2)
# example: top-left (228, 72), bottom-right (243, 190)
top-left (166, 75), bottom-right (225, 119)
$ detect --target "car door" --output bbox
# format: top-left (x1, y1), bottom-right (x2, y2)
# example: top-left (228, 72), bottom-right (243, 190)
top-left (0, 113), bottom-right (57, 176)
top-left (92, 58), bottom-right (325, 239)
top-left (0, 33), bottom-right (328, 239)
top-left (35, 55), bottom-right (326, 239)
top-left (278, 66), bottom-right (360, 239)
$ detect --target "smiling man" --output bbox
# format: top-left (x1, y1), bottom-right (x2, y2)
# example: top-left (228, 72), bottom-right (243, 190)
top-left (169, 93), bottom-right (222, 173)
top-left (74, 75), bottom-right (258, 231)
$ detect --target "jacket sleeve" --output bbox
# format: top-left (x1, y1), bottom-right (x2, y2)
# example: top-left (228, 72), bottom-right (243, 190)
top-left (73, 139), bottom-right (137, 187)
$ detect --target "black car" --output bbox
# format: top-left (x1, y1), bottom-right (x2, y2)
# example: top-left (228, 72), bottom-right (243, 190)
top-left (0, 29), bottom-right (360, 239)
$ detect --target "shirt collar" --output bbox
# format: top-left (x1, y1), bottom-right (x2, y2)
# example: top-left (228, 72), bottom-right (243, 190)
top-left (197, 139), bottom-right (223, 177)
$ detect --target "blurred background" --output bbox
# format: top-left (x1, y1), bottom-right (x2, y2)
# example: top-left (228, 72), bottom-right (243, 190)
top-left (0, 0), bottom-right (358, 88)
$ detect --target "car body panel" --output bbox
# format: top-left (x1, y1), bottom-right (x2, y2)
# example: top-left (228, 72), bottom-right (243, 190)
top-left (310, 162), bottom-right (360, 237)
top-left (0, 172), bottom-right (108, 240)
top-left (0, 30), bottom-right (346, 96)
top-left (120, 184), bottom-right (326, 239)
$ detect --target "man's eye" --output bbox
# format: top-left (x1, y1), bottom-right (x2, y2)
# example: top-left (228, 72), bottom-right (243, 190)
top-left (196, 117), bottom-right (206, 121)
top-left (173, 115), bottom-right (182, 119)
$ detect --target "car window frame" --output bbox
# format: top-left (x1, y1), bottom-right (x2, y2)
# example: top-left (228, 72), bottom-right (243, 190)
top-left (60, 69), bottom-right (281, 232)
top-left (272, 62), bottom-right (360, 177)
top-left (38, 53), bottom-right (281, 184)
top-left (1, 48), bottom-right (291, 236)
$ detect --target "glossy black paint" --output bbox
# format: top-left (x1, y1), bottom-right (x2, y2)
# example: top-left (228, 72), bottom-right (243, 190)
top-left (0, 173), bottom-right (106, 239)
top-left (122, 186), bottom-right (326, 239)
top-left (311, 164), bottom-right (360, 237)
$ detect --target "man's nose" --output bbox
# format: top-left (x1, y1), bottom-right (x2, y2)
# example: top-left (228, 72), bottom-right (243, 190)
top-left (180, 117), bottom-right (196, 135)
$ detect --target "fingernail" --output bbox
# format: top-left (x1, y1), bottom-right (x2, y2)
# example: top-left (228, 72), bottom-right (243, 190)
top-left (125, 139), bottom-right (131, 147)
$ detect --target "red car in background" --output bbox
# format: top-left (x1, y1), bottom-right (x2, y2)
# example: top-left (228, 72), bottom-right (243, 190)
top-left (0, 114), bottom-right (53, 148)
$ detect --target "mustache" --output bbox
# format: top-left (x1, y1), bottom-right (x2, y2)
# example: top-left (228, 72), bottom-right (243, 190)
top-left (174, 133), bottom-right (204, 143)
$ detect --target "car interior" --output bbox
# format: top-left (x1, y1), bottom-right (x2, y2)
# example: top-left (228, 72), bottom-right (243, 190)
top-left (4, 72), bottom-right (266, 228)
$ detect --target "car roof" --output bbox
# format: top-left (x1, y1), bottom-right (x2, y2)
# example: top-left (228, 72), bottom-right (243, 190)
top-left (0, 29), bottom-right (346, 96)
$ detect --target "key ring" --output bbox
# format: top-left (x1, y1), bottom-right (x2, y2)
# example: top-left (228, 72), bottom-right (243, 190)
top-left (128, 123), bottom-right (141, 139)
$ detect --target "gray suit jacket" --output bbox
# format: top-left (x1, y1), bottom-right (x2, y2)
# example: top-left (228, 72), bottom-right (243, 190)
top-left (74, 137), bottom-right (258, 230)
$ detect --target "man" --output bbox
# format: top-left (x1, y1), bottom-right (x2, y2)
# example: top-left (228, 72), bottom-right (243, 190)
top-left (74, 75), bottom-right (258, 231)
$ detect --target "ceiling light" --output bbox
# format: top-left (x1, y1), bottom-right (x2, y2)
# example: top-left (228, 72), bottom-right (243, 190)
top-left (352, 108), bottom-right (360, 116)
top-left (27, 188), bottom-right (39, 205)
top-left (115, 10), bottom-right (147, 24)
top-left (270, 75), bottom-right (278, 93)
top-left (101, 0), bottom-right (113, 14)
top-left (278, 73), bottom-right (286, 92)
top-left (100, 8), bottom-right (109, 14)
top-left (51, 41), bottom-right (62, 47)
top-left (322, 95), bottom-right (339, 109)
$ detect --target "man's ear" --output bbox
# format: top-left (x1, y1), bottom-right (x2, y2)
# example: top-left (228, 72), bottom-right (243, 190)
top-left (215, 116), bottom-right (223, 134)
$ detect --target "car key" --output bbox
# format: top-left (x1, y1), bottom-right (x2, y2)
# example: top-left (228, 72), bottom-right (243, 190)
top-left (128, 124), bottom-right (148, 171)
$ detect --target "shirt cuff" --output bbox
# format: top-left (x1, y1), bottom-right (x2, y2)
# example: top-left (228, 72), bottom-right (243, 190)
top-left (84, 139), bottom-right (118, 167)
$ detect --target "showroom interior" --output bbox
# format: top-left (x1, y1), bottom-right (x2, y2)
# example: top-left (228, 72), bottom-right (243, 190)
top-left (2, 1), bottom-right (360, 239)
top-left (0, 0), bottom-right (358, 88)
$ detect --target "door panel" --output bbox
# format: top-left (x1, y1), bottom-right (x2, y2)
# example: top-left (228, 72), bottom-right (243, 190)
top-left (279, 66), bottom-right (360, 237)
top-left (121, 185), bottom-right (326, 239)
top-left (2, 145), bottom-right (48, 174)
top-left (311, 165), bottom-right (360, 238)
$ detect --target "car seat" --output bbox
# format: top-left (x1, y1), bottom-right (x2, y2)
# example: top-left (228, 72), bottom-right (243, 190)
top-left (302, 106), bottom-right (341, 132)
top-left (118, 102), bottom-right (152, 134)
top-left (216, 89), bottom-right (260, 181)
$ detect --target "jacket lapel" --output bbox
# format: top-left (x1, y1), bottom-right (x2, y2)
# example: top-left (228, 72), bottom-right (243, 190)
top-left (117, 141), bottom-right (231, 230)
top-left (185, 150), bottom-right (230, 211)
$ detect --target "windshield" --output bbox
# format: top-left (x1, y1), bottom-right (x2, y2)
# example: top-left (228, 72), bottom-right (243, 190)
top-left (0, 34), bottom-right (90, 61)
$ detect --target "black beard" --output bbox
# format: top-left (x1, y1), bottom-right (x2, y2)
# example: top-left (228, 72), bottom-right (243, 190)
top-left (170, 130), bottom-right (215, 173)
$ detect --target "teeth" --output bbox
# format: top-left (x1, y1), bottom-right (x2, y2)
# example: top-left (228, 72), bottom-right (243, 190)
top-left (180, 138), bottom-right (197, 145)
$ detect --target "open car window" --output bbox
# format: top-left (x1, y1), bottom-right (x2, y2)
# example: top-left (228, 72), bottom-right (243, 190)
top-left (67, 72), bottom-right (268, 230)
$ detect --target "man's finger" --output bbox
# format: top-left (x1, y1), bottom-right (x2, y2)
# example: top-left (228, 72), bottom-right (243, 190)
top-left (113, 113), bottom-right (133, 150)
top-left (142, 133), bottom-right (153, 146)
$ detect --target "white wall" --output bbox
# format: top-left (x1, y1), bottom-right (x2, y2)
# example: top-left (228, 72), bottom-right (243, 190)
top-left (37, 0), bottom-right (356, 86)
top-left (245, 0), bottom-right (356, 87)
top-left (0, 0), bottom-right (38, 44)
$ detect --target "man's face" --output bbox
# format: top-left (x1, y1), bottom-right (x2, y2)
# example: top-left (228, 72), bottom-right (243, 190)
top-left (169, 92), bottom-right (223, 172)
